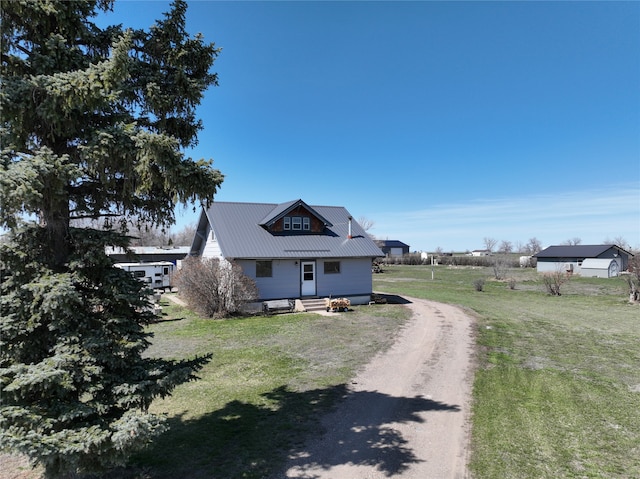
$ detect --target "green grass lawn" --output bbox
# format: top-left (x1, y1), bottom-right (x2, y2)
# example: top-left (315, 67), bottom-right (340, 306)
top-left (123, 265), bottom-right (639, 478)
top-left (374, 264), bottom-right (640, 478)
top-left (124, 300), bottom-right (411, 479)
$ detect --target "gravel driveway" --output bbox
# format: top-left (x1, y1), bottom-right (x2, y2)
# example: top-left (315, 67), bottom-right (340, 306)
top-left (280, 296), bottom-right (476, 479)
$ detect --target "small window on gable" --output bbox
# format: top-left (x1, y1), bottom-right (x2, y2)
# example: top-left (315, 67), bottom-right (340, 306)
top-left (324, 261), bottom-right (340, 274)
top-left (256, 260), bottom-right (273, 278)
top-left (283, 215), bottom-right (311, 232)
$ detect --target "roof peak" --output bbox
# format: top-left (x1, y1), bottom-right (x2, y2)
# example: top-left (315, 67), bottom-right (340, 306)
top-left (259, 199), bottom-right (333, 228)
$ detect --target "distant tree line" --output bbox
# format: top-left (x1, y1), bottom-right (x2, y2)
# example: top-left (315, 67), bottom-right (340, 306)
top-left (74, 217), bottom-right (197, 246)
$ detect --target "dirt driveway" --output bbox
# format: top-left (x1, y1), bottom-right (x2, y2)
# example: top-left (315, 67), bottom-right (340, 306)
top-left (281, 296), bottom-right (476, 479)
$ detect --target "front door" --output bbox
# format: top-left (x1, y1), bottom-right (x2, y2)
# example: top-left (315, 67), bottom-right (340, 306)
top-left (301, 261), bottom-right (316, 296)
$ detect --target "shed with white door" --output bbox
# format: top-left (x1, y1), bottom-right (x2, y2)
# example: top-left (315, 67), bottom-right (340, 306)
top-left (580, 258), bottom-right (620, 278)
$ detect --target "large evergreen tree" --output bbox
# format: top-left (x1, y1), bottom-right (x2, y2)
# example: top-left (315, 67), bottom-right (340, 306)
top-left (0, 1), bottom-right (223, 476)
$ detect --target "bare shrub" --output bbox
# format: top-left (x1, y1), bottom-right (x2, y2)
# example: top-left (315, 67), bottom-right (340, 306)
top-left (474, 278), bottom-right (486, 292)
top-left (626, 255), bottom-right (640, 303)
top-left (174, 257), bottom-right (258, 317)
top-left (401, 253), bottom-right (423, 265)
top-left (491, 255), bottom-right (510, 280)
top-left (541, 270), bottom-right (569, 296)
top-left (625, 276), bottom-right (639, 303)
top-left (440, 255), bottom-right (491, 267)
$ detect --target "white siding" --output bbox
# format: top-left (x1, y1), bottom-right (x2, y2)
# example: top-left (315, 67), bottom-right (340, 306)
top-left (115, 262), bottom-right (174, 289)
top-left (202, 226), bottom-right (223, 259)
top-left (537, 261), bottom-right (579, 274)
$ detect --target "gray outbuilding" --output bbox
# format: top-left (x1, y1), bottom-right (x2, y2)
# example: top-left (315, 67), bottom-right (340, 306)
top-left (534, 244), bottom-right (633, 277)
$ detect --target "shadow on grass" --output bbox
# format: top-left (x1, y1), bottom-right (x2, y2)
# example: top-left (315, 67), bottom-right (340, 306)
top-left (123, 384), bottom-right (459, 479)
top-left (374, 293), bottom-right (413, 305)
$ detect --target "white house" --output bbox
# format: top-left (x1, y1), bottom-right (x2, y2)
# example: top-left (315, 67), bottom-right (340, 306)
top-left (189, 199), bottom-right (383, 305)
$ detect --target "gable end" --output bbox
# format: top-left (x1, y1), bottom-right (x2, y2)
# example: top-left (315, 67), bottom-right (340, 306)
top-left (259, 199), bottom-right (333, 234)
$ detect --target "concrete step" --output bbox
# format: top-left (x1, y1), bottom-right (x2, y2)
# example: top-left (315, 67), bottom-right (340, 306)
top-left (301, 298), bottom-right (327, 312)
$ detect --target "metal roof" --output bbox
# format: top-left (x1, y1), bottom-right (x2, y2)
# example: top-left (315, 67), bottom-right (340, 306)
top-left (106, 246), bottom-right (190, 258)
top-left (258, 199), bottom-right (333, 228)
top-left (534, 245), bottom-right (623, 258)
top-left (376, 240), bottom-right (410, 249)
top-left (203, 201), bottom-right (383, 259)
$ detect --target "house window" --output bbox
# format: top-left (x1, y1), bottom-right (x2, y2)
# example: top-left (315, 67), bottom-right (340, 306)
top-left (324, 261), bottom-right (340, 274)
top-left (256, 260), bottom-right (273, 278)
top-left (284, 216), bottom-right (310, 231)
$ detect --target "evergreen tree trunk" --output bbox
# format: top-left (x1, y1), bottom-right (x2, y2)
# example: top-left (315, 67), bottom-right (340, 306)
top-left (42, 190), bottom-right (71, 270)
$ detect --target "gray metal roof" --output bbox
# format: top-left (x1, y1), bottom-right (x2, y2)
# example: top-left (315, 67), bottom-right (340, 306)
top-left (203, 201), bottom-right (383, 259)
top-left (376, 240), bottom-right (410, 249)
top-left (534, 244), bottom-right (623, 258)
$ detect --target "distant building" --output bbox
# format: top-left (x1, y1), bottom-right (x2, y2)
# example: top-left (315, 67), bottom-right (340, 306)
top-left (470, 249), bottom-right (491, 257)
top-left (375, 240), bottom-right (410, 258)
top-left (534, 244), bottom-right (633, 277)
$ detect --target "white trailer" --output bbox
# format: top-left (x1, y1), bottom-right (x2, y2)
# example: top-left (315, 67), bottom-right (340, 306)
top-left (115, 261), bottom-right (174, 290)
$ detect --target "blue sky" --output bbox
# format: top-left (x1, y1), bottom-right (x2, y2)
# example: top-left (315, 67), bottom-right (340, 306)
top-left (101, 1), bottom-right (639, 252)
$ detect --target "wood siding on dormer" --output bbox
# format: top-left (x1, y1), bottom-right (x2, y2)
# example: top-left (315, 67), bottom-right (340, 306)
top-left (270, 205), bottom-right (325, 233)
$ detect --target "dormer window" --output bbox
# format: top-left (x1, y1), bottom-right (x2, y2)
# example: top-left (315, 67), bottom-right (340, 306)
top-left (284, 216), bottom-right (310, 231)
top-left (259, 200), bottom-right (332, 234)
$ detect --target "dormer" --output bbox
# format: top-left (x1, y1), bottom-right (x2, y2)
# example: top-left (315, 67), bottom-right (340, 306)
top-left (259, 199), bottom-right (333, 234)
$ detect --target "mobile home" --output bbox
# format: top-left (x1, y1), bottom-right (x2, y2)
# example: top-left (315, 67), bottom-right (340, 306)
top-left (115, 262), bottom-right (174, 290)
